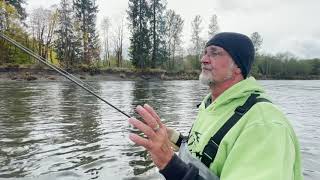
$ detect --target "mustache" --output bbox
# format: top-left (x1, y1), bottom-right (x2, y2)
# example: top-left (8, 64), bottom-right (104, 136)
top-left (201, 65), bottom-right (212, 70)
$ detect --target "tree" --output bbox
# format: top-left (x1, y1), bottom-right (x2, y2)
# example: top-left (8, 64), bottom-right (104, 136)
top-left (0, 0), bottom-right (26, 30)
top-left (0, 1), bottom-right (5, 31)
top-left (6, 0), bottom-right (26, 21)
top-left (73, 0), bottom-right (100, 64)
top-left (44, 7), bottom-right (58, 61)
top-left (311, 59), bottom-right (320, 75)
top-left (208, 14), bottom-right (219, 38)
top-left (0, 1), bottom-right (11, 31)
top-left (164, 9), bottom-right (184, 70)
top-left (112, 15), bottom-right (124, 67)
top-left (29, 7), bottom-right (47, 57)
top-left (100, 16), bottom-right (111, 66)
top-left (191, 15), bottom-right (203, 55)
top-left (127, 0), bottom-right (151, 69)
top-left (29, 7), bottom-right (58, 60)
top-left (0, 1), bottom-right (30, 65)
top-left (55, 0), bottom-right (81, 68)
top-left (189, 15), bottom-right (204, 70)
top-left (250, 32), bottom-right (263, 53)
top-left (0, 0), bottom-right (26, 31)
top-left (149, 0), bottom-right (166, 68)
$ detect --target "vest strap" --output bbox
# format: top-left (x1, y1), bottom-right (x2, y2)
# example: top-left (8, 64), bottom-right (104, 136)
top-left (200, 93), bottom-right (272, 167)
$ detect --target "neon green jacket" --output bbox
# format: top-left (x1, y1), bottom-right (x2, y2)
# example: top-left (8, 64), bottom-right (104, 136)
top-left (187, 77), bottom-right (303, 180)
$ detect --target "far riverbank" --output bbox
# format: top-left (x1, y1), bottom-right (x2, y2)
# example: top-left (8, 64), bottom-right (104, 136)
top-left (0, 67), bottom-right (319, 81)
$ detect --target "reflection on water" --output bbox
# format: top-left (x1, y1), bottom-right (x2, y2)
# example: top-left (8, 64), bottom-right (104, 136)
top-left (0, 80), bottom-right (319, 180)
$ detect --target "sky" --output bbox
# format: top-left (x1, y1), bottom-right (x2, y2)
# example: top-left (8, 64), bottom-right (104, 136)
top-left (25, 0), bottom-right (320, 59)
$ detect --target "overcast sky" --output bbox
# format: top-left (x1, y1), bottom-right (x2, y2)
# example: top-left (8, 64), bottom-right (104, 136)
top-left (26, 0), bottom-right (320, 59)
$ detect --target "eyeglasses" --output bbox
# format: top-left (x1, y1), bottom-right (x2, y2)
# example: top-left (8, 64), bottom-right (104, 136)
top-left (201, 50), bottom-right (226, 59)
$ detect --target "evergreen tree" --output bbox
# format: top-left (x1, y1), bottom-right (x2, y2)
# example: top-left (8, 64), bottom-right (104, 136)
top-left (73, 0), bottom-right (100, 64)
top-left (311, 59), bottom-right (320, 75)
top-left (149, 0), bottom-right (166, 68)
top-left (55, 0), bottom-right (81, 68)
top-left (127, 0), bottom-right (151, 69)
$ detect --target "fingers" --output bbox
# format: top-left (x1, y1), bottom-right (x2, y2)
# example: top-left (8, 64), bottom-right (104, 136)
top-left (143, 104), bottom-right (163, 126)
top-left (129, 133), bottom-right (151, 149)
top-left (129, 118), bottom-right (156, 139)
top-left (136, 105), bottom-right (159, 129)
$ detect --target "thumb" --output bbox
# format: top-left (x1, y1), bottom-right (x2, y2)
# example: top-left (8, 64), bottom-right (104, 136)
top-left (167, 127), bottom-right (181, 144)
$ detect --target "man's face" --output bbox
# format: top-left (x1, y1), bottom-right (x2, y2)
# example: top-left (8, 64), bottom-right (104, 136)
top-left (199, 45), bottom-right (236, 86)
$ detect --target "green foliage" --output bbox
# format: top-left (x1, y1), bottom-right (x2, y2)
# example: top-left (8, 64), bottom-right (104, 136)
top-left (99, 56), bottom-right (133, 69)
top-left (310, 59), bottom-right (320, 75)
top-left (0, 1), bottom-right (32, 65)
top-left (127, 0), bottom-right (151, 69)
top-left (184, 55), bottom-right (201, 71)
top-left (149, 0), bottom-right (167, 68)
top-left (73, 0), bottom-right (100, 64)
top-left (55, 0), bottom-right (81, 68)
top-left (163, 55), bottom-right (184, 73)
top-left (0, 3), bottom-right (319, 80)
top-left (251, 54), bottom-right (319, 79)
top-left (6, 0), bottom-right (26, 20)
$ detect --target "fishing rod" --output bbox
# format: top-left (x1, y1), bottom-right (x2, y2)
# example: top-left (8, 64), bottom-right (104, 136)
top-left (0, 32), bottom-right (130, 118)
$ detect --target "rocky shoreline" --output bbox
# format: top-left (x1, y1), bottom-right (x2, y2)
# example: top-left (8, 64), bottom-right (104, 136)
top-left (0, 67), bottom-right (200, 81)
top-left (0, 67), bottom-right (318, 82)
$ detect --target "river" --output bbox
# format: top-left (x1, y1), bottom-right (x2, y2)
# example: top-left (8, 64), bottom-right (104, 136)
top-left (0, 80), bottom-right (319, 180)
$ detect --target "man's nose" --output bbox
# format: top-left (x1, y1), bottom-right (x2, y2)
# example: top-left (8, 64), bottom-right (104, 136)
top-left (201, 54), bottom-right (210, 64)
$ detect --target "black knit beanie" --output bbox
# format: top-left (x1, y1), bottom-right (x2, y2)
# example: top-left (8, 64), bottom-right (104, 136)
top-left (205, 32), bottom-right (255, 78)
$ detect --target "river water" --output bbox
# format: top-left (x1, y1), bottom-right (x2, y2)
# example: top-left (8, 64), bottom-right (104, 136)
top-left (0, 80), bottom-right (319, 180)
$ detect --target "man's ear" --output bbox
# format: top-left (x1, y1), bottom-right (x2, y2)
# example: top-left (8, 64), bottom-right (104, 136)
top-left (235, 67), bottom-right (241, 75)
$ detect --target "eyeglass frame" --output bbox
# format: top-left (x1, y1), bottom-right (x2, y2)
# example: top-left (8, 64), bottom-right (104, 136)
top-left (201, 46), bottom-right (229, 59)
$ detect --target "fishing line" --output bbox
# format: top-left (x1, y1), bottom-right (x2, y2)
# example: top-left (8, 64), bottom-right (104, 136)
top-left (0, 32), bottom-right (130, 118)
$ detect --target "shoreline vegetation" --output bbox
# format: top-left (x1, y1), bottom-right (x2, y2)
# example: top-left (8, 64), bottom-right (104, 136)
top-left (0, 65), bottom-right (200, 81)
top-left (1, 1), bottom-right (320, 83)
top-left (1, 65), bottom-right (319, 82)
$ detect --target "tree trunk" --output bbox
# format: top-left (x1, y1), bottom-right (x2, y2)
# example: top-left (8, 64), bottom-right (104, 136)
top-left (152, 0), bottom-right (156, 68)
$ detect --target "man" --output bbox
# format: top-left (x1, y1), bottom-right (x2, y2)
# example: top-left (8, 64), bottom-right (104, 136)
top-left (128, 32), bottom-right (303, 180)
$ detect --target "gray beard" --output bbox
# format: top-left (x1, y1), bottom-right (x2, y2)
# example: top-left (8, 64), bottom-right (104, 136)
top-left (199, 72), bottom-right (215, 87)
top-left (199, 70), bottom-right (233, 87)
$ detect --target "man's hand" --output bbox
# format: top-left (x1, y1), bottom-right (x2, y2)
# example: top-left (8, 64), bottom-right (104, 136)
top-left (128, 104), bottom-right (174, 170)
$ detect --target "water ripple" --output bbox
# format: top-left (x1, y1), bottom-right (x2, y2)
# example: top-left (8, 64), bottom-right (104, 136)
top-left (0, 80), bottom-right (319, 179)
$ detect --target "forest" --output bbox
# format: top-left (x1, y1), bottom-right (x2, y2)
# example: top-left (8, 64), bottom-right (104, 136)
top-left (0, 0), bottom-right (319, 79)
